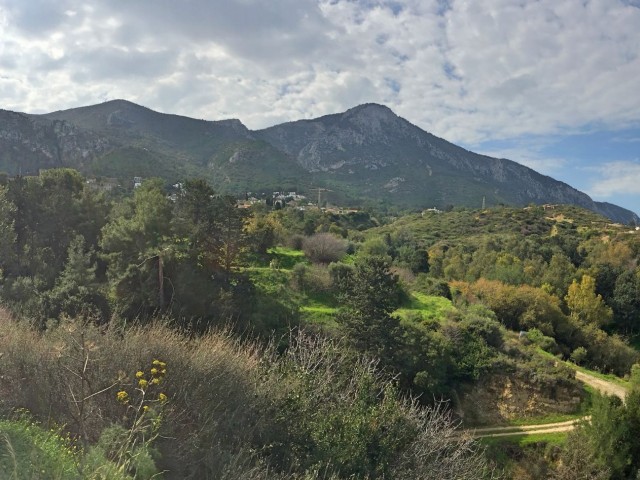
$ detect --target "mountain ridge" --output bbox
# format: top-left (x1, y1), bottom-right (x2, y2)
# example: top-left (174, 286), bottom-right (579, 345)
top-left (0, 100), bottom-right (637, 223)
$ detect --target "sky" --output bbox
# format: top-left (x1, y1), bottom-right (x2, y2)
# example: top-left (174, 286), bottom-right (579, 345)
top-left (1, 0), bottom-right (639, 215)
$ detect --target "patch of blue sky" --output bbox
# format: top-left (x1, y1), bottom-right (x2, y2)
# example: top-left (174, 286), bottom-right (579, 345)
top-left (443, 61), bottom-right (461, 81)
top-left (467, 126), bottom-right (640, 216)
top-left (385, 77), bottom-right (401, 93)
top-left (436, 0), bottom-right (452, 16)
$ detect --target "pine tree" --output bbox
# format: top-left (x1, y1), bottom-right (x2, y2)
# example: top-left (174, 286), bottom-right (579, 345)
top-left (336, 255), bottom-right (404, 367)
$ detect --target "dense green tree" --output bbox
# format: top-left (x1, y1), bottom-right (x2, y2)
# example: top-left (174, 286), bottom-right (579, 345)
top-left (541, 253), bottom-right (576, 296)
top-left (100, 179), bottom-right (173, 317)
top-left (0, 185), bottom-right (17, 273)
top-left (245, 214), bottom-right (279, 256)
top-left (561, 391), bottom-right (640, 479)
top-left (336, 255), bottom-right (404, 368)
top-left (43, 235), bottom-right (109, 324)
top-left (612, 269), bottom-right (640, 334)
top-left (593, 262), bottom-right (624, 304)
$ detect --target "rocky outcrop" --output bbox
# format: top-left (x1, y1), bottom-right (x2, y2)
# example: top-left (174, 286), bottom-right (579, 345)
top-left (458, 374), bottom-right (584, 426)
top-left (0, 110), bottom-right (112, 175)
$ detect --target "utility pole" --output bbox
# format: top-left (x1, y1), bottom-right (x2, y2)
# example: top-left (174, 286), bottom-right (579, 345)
top-left (309, 187), bottom-right (332, 208)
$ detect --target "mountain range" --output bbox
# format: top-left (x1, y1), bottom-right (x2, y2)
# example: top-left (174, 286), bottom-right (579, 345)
top-left (0, 99), bottom-right (637, 223)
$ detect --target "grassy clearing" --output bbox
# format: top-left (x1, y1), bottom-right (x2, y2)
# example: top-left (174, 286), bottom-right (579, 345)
top-left (267, 246), bottom-right (307, 270)
top-left (396, 292), bottom-right (454, 323)
top-left (480, 431), bottom-right (568, 448)
top-left (573, 363), bottom-right (631, 388)
top-left (300, 306), bottom-right (339, 328)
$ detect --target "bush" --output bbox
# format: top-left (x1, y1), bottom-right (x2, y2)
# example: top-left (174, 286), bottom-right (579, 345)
top-left (302, 233), bottom-right (347, 264)
top-left (415, 275), bottom-right (452, 299)
top-left (290, 263), bottom-right (308, 291)
top-left (328, 262), bottom-right (354, 289)
top-left (287, 234), bottom-right (305, 250)
top-left (258, 333), bottom-right (494, 479)
top-left (527, 328), bottom-right (561, 355)
top-left (570, 346), bottom-right (588, 365)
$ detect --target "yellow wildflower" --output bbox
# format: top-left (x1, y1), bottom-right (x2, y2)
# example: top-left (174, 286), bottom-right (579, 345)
top-left (151, 377), bottom-right (160, 385)
top-left (158, 393), bottom-right (168, 403)
top-left (138, 379), bottom-right (149, 389)
top-left (143, 405), bottom-right (150, 412)
top-left (152, 359), bottom-right (161, 366)
top-left (116, 390), bottom-right (129, 404)
top-left (135, 371), bottom-right (144, 379)
top-left (150, 368), bottom-right (158, 375)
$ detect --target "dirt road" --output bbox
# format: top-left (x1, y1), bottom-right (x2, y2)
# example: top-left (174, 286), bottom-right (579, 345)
top-left (470, 418), bottom-right (588, 438)
top-left (575, 371), bottom-right (627, 401)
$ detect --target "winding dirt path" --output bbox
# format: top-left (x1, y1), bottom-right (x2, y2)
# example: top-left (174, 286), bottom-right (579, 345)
top-left (470, 418), bottom-right (588, 438)
top-left (468, 370), bottom-right (628, 438)
top-left (575, 371), bottom-right (627, 401)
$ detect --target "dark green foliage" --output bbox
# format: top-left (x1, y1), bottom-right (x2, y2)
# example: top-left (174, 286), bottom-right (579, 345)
top-left (526, 328), bottom-right (561, 355)
top-left (100, 179), bottom-right (173, 317)
top-left (414, 275), bottom-right (452, 299)
top-left (327, 261), bottom-right (354, 289)
top-left (42, 235), bottom-right (109, 324)
top-left (561, 391), bottom-right (640, 479)
top-left (612, 268), bottom-right (640, 334)
top-left (335, 255), bottom-right (404, 368)
top-left (444, 319), bottom-right (498, 381)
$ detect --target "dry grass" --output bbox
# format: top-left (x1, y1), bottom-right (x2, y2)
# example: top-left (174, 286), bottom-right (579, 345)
top-left (0, 308), bottom-right (494, 479)
top-left (0, 309), bottom-right (264, 478)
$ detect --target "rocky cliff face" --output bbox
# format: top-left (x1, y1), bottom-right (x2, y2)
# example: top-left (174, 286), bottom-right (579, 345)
top-left (0, 110), bottom-right (112, 175)
top-left (458, 374), bottom-right (584, 426)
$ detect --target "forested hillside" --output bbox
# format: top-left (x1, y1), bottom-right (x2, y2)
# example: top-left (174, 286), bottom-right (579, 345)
top-left (1, 169), bottom-right (640, 479)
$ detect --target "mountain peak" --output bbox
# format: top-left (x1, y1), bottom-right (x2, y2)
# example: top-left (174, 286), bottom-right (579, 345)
top-left (345, 103), bottom-right (396, 119)
top-left (339, 103), bottom-right (403, 136)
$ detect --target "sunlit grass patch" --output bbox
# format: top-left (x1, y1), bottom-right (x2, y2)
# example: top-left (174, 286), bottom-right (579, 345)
top-left (480, 431), bottom-right (568, 448)
top-left (0, 417), bottom-right (79, 479)
top-left (267, 246), bottom-right (308, 270)
top-left (395, 291), bottom-right (454, 322)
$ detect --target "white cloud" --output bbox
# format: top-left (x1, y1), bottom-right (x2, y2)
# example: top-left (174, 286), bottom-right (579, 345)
top-left (587, 161), bottom-right (640, 197)
top-left (0, 0), bottom-right (639, 145)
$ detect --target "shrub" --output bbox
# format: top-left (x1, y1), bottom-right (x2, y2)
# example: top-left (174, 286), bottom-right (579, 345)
top-left (527, 328), bottom-right (561, 355)
top-left (570, 346), bottom-right (588, 365)
top-left (414, 274), bottom-right (452, 299)
top-left (302, 233), bottom-right (347, 264)
top-left (290, 263), bottom-right (308, 291)
top-left (328, 262), bottom-right (354, 289)
top-left (287, 234), bottom-right (305, 251)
